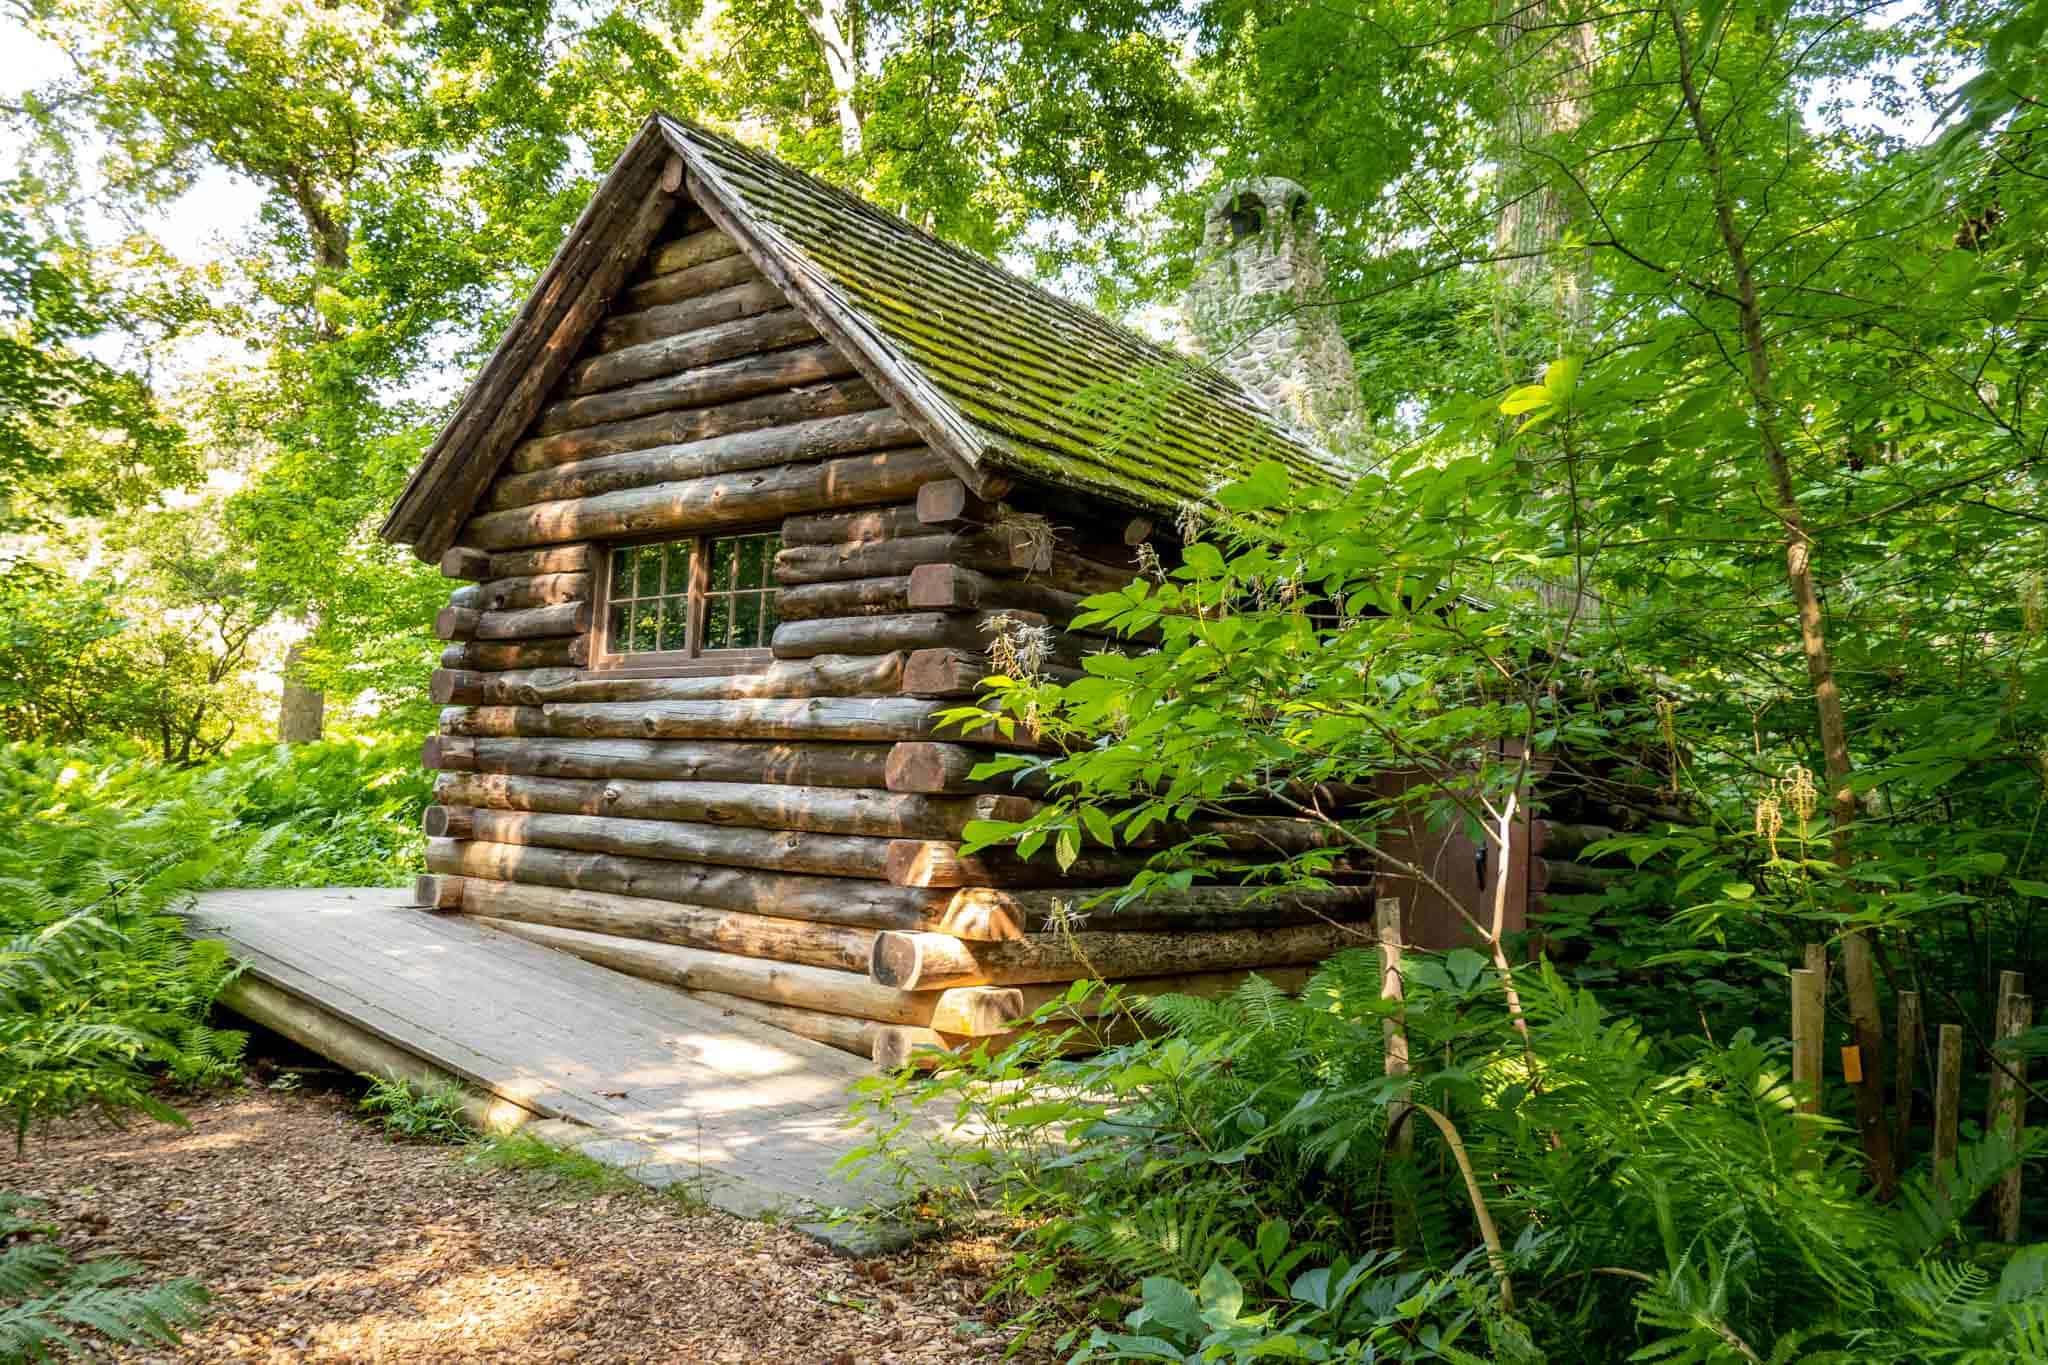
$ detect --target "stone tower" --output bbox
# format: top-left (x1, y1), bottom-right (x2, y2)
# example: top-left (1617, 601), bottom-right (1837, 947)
top-left (1184, 177), bottom-right (1360, 442)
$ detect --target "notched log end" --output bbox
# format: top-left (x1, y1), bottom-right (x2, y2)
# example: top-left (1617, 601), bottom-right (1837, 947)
top-left (868, 930), bottom-right (926, 990)
top-left (440, 547), bottom-right (492, 581)
top-left (414, 874), bottom-right (467, 911)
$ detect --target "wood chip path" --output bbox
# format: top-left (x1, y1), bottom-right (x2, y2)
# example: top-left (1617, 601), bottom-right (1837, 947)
top-left (18, 1088), bottom-right (1040, 1363)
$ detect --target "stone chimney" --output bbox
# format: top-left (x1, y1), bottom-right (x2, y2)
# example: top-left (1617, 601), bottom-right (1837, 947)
top-left (1184, 177), bottom-right (1359, 442)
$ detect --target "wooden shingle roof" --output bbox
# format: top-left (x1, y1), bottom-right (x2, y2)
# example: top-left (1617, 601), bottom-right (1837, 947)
top-left (383, 114), bottom-right (1344, 559)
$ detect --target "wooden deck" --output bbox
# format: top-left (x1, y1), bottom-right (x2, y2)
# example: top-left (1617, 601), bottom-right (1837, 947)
top-left (184, 888), bottom-right (895, 1222)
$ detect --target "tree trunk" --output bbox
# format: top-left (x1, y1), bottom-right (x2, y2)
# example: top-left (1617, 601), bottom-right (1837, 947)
top-left (278, 637), bottom-right (325, 744)
top-left (1668, 0), bottom-right (1894, 1198)
top-left (805, 0), bottom-right (865, 157)
top-left (1491, 0), bottom-right (1594, 318)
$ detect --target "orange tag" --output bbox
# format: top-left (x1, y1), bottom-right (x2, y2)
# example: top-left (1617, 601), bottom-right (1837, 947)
top-left (1841, 1045), bottom-right (1863, 1083)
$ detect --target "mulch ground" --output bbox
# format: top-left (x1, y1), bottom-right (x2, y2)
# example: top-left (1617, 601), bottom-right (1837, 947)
top-left (12, 1082), bottom-right (1049, 1363)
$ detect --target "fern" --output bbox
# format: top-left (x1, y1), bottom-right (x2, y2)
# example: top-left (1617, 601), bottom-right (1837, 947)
top-left (1058, 1197), bottom-right (1252, 1285)
top-left (0, 1195), bottom-right (207, 1360)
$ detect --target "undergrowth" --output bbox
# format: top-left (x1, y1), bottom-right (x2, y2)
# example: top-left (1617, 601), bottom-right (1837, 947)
top-left (0, 1194), bottom-right (208, 1362)
top-left (849, 959), bottom-right (2048, 1362)
top-left (357, 1076), bottom-right (472, 1143)
top-left (1, 735), bottom-right (430, 1356)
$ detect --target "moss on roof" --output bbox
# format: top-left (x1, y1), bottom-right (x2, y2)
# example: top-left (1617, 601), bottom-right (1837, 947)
top-left (666, 119), bottom-right (1347, 517)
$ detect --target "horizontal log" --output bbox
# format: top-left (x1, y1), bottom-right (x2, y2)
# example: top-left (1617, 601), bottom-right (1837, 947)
top-left (426, 839), bottom-right (948, 934)
top-left (427, 736), bottom-right (895, 786)
top-left (534, 340), bottom-right (851, 437)
top-left (769, 611), bottom-right (1065, 662)
top-left (905, 563), bottom-right (1086, 617)
top-left (885, 741), bottom-right (1049, 795)
top-left (436, 807), bottom-right (897, 879)
top-left (476, 917), bottom-right (939, 1025)
top-left (597, 278), bottom-right (787, 352)
top-left (915, 478), bottom-right (1004, 525)
top-left (702, 991), bottom-right (881, 1060)
top-left (474, 572), bottom-right (591, 612)
top-left (621, 250), bottom-right (760, 312)
top-left (422, 735), bottom-right (476, 771)
top-left (476, 545), bottom-right (594, 579)
top-left (929, 967), bottom-right (1316, 1036)
top-left (900, 648), bottom-right (1082, 698)
top-left (414, 873), bottom-right (465, 909)
top-left (565, 307), bottom-right (819, 398)
top-left (870, 1025), bottom-right (952, 1070)
top-left (871, 1015), bottom-right (1149, 1069)
top-left (932, 886), bottom-right (1372, 942)
top-left (436, 605), bottom-right (481, 640)
top-left (1531, 858), bottom-right (1624, 894)
top-left (772, 528), bottom-right (1050, 586)
top-left (440, 547), bottom-right (492, 580)
top-left (869, 920), bottom-right (1371, 991)
top-left (439, 697), bottom-right (963, 744)
top-left (428, 653), bottom-right (904, 706)
top-left (1531, 820), bottom-right (1622, 859)
top-left (774, 576), bottom-right (912, 622)
top-left (422, 806), bottom-right (470, 839)
top-left (884, 838), bottom-right (1157, 889)
top-left (640, 227), bottom-right (740, 279)
top-left (432, 771), bottom-right (1035, 838)
top-left (440, 873), bottom-right (874, 972)
top-left (780, 503), bottom-right (924, 547)
top-left (510, 377), bottom-right (882, 472)
top-left (435, 600), bottom-right (591, 642)
top-left (487, 408), bottom-right (918, 511)
top-left (1036, 551), bottom-right (1138, 598)
top-left (463, 447), bottom-right (952, 551)
top-left (439, 637), bottom-right (588, 671)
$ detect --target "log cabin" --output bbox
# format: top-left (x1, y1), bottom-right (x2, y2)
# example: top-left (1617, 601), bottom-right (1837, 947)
top-left (381, 113), bottom-right (1594, 1069)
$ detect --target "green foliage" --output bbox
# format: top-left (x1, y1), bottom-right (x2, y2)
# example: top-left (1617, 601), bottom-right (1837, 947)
top-left (464, 1131), bottom-right (646, 1200)
top-left (0, 901), bottom-right (240, 1145)
top-left (0, 1194), bottom-right (207, 1362)
top-left (357, 1076), bottom-right (472, 1143)
top-left (0, 736), bottom-right (429, 1139)
top-left (0, 184), bottom-right (191, 531)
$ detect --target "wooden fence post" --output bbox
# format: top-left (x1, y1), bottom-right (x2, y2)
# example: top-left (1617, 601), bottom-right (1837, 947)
top-left (1791, 967), bottom-right (1824, 1128)
top-left (1376, 898), bottom-right (1415, 1249)
top-left (1894, 989), bottom-right (1921, 1165)
top-left (1989, 974), bottom-right (2032, 1242)
top-left (1933, 1023), bottom-right (1963, 1197)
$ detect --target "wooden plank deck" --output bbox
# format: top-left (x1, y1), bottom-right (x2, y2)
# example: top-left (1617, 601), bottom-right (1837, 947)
top-left (183, 887), bottom-right (892, 1221)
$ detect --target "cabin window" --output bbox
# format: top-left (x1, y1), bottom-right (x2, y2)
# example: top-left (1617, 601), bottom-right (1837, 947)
top-left (597, 530), bottom-right (779, 668)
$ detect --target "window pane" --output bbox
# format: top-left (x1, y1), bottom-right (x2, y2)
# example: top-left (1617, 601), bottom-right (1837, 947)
top-left (607, 601), bottom-right (628, 653)
top-left (664, 540), bottom-right (693, 597)
top-left (735, 535), bottom-right (771, 590)
top-left (726, 594), bottom-right (758, 650)
top-left (630, 599), bottom-right (661, 653)
top-left (709, 536), bottom-right (737, 593)
top-left (704, 593), bottom-right (732, 650)
top-left (612, 546), bottom-right (637, 600)
top-left (660, 594), bottom-right (690, 651)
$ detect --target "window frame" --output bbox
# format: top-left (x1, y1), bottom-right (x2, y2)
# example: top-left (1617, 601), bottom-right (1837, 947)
top-left (589, 528), bottom-right (781, 675)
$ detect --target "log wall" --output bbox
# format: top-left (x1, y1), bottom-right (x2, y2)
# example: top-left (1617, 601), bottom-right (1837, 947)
top-left (414, 191), bottom-right (1383, 1070)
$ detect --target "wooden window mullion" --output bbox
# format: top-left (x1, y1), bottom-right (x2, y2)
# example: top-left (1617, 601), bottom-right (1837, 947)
top-left (687, 535), bottom-right (711, 657)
